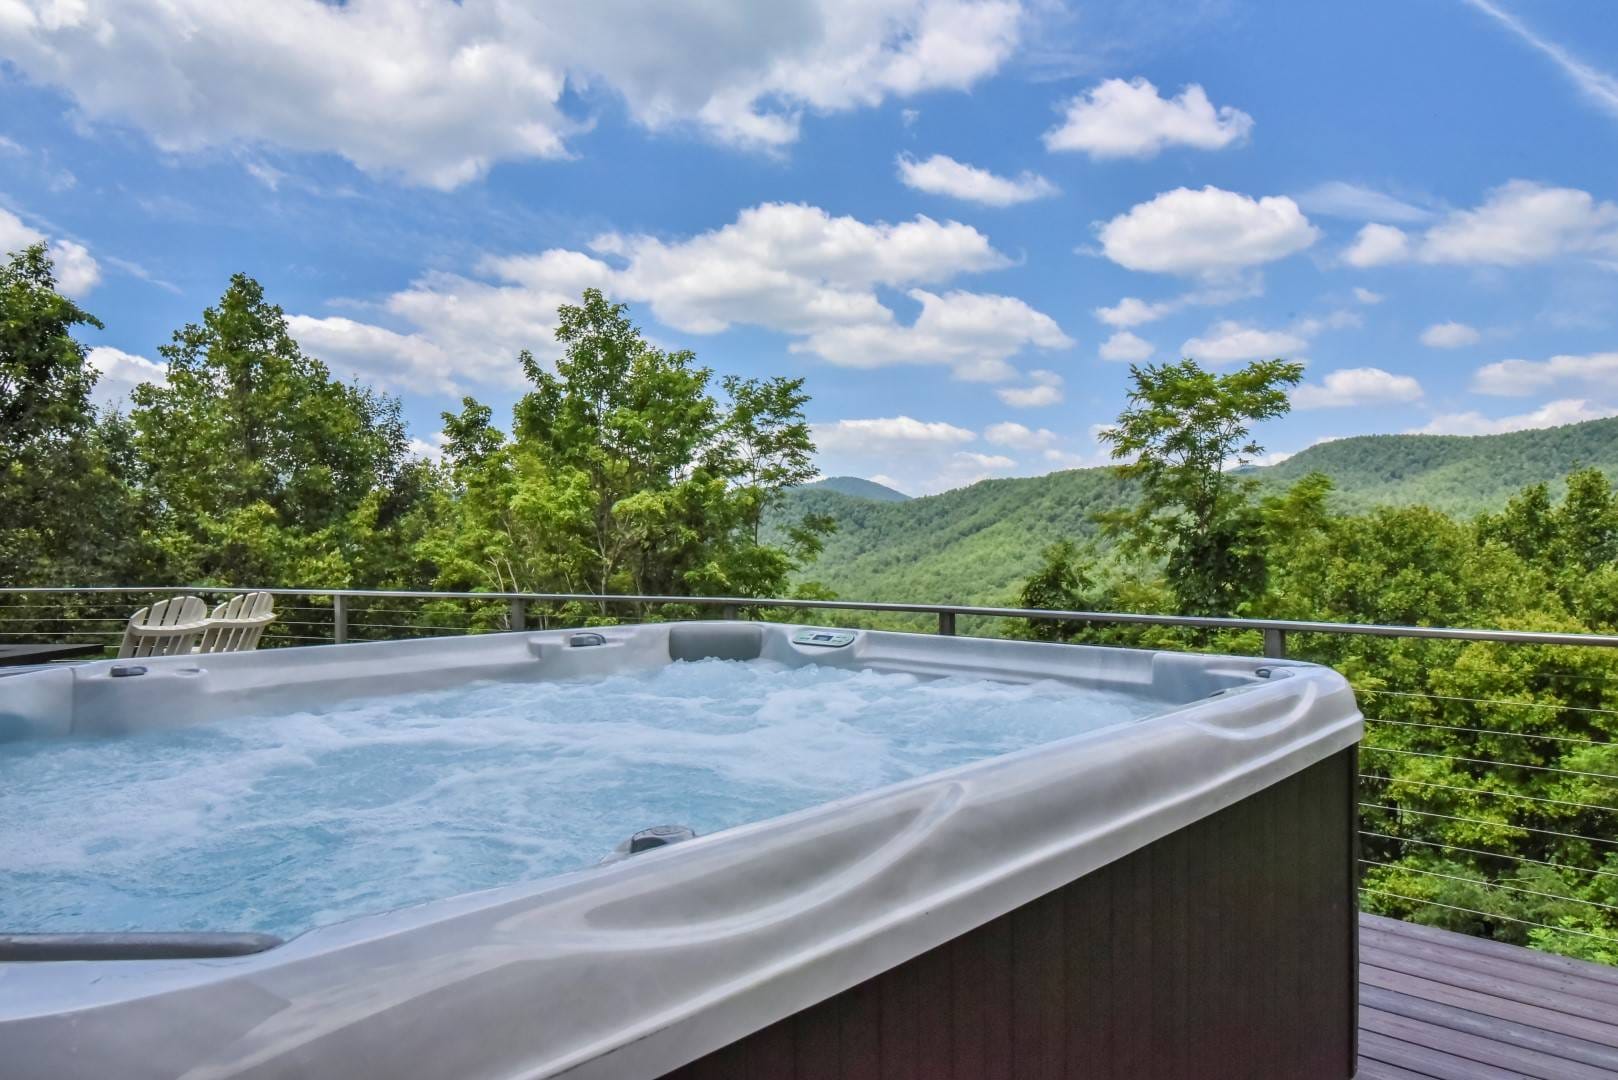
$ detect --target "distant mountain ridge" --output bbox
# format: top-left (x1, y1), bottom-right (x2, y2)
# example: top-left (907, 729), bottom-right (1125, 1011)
top-left (779, 416), bottom-right (1618, 606)
top-left (1262, 420), bottom-right (1618, 513)
top-left (803, 476), bottom-right (911, 501)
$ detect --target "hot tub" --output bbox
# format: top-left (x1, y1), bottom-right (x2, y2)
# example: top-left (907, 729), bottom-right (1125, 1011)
top-left (0, 622), bottom-right (1361, 1079)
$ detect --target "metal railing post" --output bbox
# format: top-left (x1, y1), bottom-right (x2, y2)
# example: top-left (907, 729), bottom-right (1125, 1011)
top-left (938, 611), bottom-right (957, 636)
top-left (1263, 627), bottom-right (1287, 658)
top-left (333, 593), bottom-right (348, 644)
top-left (509, 598), bottom-right (527, 632)
top-left (722, 604), bottom-right (739, 621)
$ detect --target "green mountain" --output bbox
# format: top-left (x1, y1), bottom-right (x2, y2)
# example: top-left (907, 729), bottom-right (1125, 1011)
top-left (804, 476), bottom-right (911, 501)
top-left (781, 416), bottom-right (1618, 606)
top-left (1260, 419), bottom-right (1618, 513)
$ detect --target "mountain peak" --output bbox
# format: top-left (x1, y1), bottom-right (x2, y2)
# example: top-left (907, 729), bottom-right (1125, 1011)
top-left (804, 476), bottom-right (912, 502)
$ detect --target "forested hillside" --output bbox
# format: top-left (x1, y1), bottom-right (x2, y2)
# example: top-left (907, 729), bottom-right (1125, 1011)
top-left (778, 418), bottom-right (1618, 605)
top-left (772, 468), bottom-right (1136, 606)
top-left (1264, 422), bottom-right (1618, 513)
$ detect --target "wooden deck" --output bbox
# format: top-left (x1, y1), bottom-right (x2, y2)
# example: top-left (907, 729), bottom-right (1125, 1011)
top-left (1359, 913), bottom-right (1618, 1079)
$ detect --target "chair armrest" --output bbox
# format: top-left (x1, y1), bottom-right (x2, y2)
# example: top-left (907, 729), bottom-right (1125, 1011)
top-left (123, 620), bottom-right (209, 638)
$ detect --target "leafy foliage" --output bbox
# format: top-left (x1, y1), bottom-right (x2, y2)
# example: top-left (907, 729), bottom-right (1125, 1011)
top-left (416, 289), bottom-right (831, 613)
top-left (1015, 540), bottom-right (1094, 642)
top-left (0, 256), bottom-right (831, 627)
top-left (0, 244), bottom-right (150, 585)
top-left (1099, 357), bottom-right (1301, 616)
top-left (128, 274), bottom-right (423, 587)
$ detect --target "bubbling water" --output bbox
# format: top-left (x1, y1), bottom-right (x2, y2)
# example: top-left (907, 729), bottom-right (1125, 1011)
top-left (0, 659), bottom-right (1157, 939)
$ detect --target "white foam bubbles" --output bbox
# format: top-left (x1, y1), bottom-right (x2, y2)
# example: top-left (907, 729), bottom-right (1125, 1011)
top-left (0, 659), bottom-right (1156, 938)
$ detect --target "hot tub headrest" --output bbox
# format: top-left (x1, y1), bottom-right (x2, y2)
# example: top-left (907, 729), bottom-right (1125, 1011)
top-left (668, 623), bottom-right (764, 662)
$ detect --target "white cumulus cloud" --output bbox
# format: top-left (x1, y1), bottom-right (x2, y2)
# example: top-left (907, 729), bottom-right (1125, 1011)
top-left (896, 152), bottom-right (1056, 206)
top-left (1293, 310), bottom-right (1363, 336)
top-left (1182, 320), bottom-right (1307, 363)
top-left (1180, 308), bottom-right (1356, 365)
top-left (1099, 330), bottom-right (1153, 362)
top-left (1093, 276), bottom-right (1265, 328)
top-left (983, 421), bottom-right (1057, 450)
top-left (1095, 296), bottom-right (1173, 328)
top-left (812, 415), bottom-right (975, 454)
top-left (1097, 186), bottom-right (1318, 277)
top-left (1292, 367), bottom-right (1423, 409)
top-left (1421, 181), bottom-right (1618, 265)
top-left (1420, 321), bottom-right (1482, 349)
top-left (0, 206), bottom-right (100, 295)
top-left (810, 415), bottom-right (1018, 494)
top-left (795, 288), bottom-right (1071, 383)
top-left (289, 202), bottom-right (1068, 393)
top-left (995, 369), bottom-right (1063, 407)
top-left (0, 0), bottom-right (1025, 188)
top-left (1041, 447), bottom-right (1092, 469)
top-left (1342, 223), bottom-right (1410, 268)
top-left (1341, 182), bottom-right (1618, 268)
top-left (1044, 78), bottom-right (1252, 159)
top-left (86, 346), bottom-right (165, 407)
top-left (292, 248), bottom-right (616, 393)
top-left (604, 203), bottom-right (1006, 335)
top-left (1472, 352), bottom-right (1618, 397)
top-left (1411, 399), bottom-right (1618, 436)
top-left (289, 315), bottom-right (459, 395)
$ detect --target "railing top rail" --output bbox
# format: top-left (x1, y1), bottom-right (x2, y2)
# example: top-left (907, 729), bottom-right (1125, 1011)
top-left (6, 585), bottom-right (1618, 648)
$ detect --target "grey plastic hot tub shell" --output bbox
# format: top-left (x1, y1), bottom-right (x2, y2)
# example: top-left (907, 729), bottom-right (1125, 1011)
top-left (0, 622), bottom-right (1362, 1079)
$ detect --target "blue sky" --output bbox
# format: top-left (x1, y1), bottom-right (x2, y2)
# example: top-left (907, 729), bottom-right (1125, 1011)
top-left (2, 0), bottom-right (1616, 494)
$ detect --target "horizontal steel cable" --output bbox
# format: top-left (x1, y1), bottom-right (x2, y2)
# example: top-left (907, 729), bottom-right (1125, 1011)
top-left (1364, 716), bottom-right (1609, 747)
top-left (1359, 858), bottom-right (1618, 915)
top-left (1358, 802), bottom-right (1618, 848)
top-left (1362, 774), bottom-right (1618, 815)
top-left (1361, 745), bottom-right (1618, 783)
top-left (1357, 687), bottom-right (1618, 720)
top-left (1358, 887), bottom-right (1618, 945)
top-left (1359, 830), bottom-right (1618, 881)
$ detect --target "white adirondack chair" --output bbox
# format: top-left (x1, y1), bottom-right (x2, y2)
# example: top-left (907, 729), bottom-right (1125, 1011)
top-left (117, 596), bottom-right (209, 658)
top-left (196, 592), bottom-right (275, 654)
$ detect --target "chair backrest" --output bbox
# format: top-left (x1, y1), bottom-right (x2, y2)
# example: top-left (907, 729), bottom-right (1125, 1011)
top-left (196, 592), bottom-right (276, 654)
top-left (117, 595), bottom-right (208, 659)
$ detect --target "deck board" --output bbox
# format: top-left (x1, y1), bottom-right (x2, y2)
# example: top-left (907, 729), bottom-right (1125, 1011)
top-left (1360, 924), bottom-right (1618, 1009)
top-left (1360, 913), bottom-right (1618, 1079)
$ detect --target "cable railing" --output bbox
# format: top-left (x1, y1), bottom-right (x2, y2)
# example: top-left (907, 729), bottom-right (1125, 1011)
top-left (2, 584), bottom-right (1615, 965)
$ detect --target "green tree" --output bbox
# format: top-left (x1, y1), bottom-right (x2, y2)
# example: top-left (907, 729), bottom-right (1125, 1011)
top-left (0, 244), bottom-right (99, 456)
top-left (1015, 540), bottom-right (1094, 641)
top-left (130, 274), bottom-right (418, 585)
top-left (1554, 467), bottom-right (1618, 573)
top-left (1477, 467), bottom-right (1618, 625)
top-left (419, 289), bottom-right (833, 609)
top-left (1098, 357), bottom-right (1302, 616)
top-left (0, 243), bottom-right (151, 586)
top-left (720, 374), bottom-right (823, 545)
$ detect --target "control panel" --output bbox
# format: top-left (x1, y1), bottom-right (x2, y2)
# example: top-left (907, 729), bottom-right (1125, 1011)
top-left (791, 627), bottom-right (857, 648)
